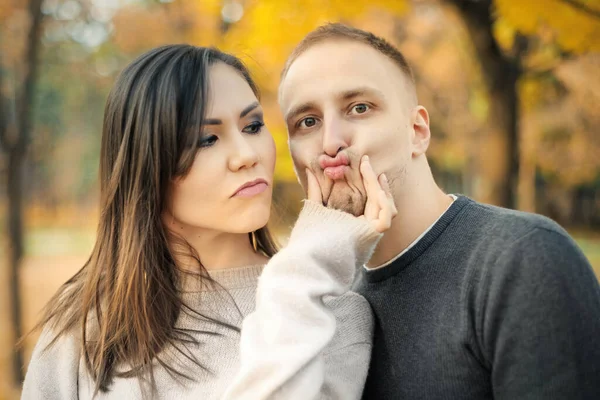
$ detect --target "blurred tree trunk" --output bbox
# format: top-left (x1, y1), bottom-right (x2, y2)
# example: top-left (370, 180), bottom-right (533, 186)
top-left (0, 0), bottom-right (44, 385)
top-left (517, 146), bottom-right (536, 212)
top-left (449, 0), bottom-right (525, 209)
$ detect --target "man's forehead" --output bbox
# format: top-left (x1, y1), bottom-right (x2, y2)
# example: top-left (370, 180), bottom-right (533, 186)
top-left (286, 42), bottom-right (387, 83)
top-left (280, 40), bottom-right (402, 108)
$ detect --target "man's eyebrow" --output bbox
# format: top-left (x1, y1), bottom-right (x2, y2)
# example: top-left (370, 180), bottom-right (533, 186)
top-left (338, 87), bottom-right (385, 101)
top-left (203, 102), bottom-right (261, 126)
top-left (285, 103), bottom-right (316, 126)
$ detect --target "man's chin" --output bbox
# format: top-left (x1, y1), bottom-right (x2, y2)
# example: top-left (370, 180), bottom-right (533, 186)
top-left (326, 181), bottom-right (366, 217)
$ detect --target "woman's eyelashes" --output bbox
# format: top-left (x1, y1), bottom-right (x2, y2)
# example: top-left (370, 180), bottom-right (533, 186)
top-left (198, 120), bottom-right (265, 149)
top-left (242, 120), bottom-right (265, 134)
top-left (199, 134), bottom-right (218, 148)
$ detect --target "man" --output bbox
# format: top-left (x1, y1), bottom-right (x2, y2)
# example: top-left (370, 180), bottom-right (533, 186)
top-left (279, 23), bottom-right (600, 399)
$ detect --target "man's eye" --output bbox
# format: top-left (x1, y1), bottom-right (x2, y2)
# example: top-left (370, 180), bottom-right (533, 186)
top-left (351, 104), bottom-right (370, 114)
top-left (199, 135), bottom-right (218, 148)
top-left (299, 117), bottom-right (317, 128)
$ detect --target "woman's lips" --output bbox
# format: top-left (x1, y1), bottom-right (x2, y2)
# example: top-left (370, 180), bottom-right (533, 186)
top-left (233, 179), bottom-right (268, 197)
top-left (235, 182), bottom-right (267, 197)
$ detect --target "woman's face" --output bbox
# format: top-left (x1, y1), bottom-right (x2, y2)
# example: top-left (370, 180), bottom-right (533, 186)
top-left (166, 62), bottom-right (276, 235)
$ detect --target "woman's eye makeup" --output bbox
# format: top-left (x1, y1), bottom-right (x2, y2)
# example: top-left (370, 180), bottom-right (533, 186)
top-left (198, 134), bottom-right (218, 148)
top-left (197, 118), bottom-right (264, 149)
top-left (243, 120), bottom-right (265, 134)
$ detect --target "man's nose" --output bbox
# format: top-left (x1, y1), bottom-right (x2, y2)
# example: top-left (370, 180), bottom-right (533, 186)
top-left (322, 116), bottom-right (348, 157)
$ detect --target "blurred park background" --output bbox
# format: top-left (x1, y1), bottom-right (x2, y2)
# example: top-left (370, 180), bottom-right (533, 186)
top-left (0, 0), bottom-right (599, 397)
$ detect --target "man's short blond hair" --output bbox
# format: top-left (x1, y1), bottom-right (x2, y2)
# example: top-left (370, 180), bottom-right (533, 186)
top-left (281, 23), bottom-right (414, 84)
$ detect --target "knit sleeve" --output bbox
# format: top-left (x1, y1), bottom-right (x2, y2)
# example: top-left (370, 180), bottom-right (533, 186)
top-left (221, 200), bottom-right (381, 400)
top-left (21, 327), bottom-right (80, 400)
top-left (321, 292), bottom-right (374, 399)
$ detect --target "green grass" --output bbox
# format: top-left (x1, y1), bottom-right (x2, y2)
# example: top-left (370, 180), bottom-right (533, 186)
top-left (25, 228), bottom-right (96, 257)
top-left (572, 234), bottom-right (600, 278)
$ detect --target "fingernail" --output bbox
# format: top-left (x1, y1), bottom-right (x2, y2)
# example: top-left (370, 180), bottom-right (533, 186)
top-left (382, 174), bottom-right (388, 184)
top-left (364, 155), bottom-right (369, 162)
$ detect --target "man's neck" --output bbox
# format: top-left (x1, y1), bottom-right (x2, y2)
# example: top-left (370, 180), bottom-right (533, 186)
top-left (367, 181), bottom-right (452, 268)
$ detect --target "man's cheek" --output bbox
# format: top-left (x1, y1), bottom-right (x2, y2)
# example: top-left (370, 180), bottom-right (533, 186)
top-left (289, 145), bottom-right (307, 168)
top-left (289, 150), bottom-right (304, 178)
top-left (292, 166), bottom-right (308, 193)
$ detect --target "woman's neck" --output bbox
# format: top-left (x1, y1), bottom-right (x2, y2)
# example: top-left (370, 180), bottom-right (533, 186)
top-left (169, 226), bottom-right (268, 271)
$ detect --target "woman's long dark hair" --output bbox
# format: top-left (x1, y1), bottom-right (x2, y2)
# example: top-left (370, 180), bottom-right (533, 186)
top-left (29, 44), bottom-right (278, 393)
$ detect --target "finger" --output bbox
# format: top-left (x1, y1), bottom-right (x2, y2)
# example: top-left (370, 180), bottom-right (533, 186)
top-left (375, 189), bottom-right (393, 233)
top-left (379, 173), bottom-right (398, 217)
top-left (360, 156), bottom-right (381, 220)
top-left (305, 168), bottom-right (323, 204)
top-left (359, 155), bottom-right (380, 195)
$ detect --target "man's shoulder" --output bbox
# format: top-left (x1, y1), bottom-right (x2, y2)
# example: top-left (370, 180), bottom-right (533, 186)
top-left (461, 198), bottom-right (594, 287)
top-left (450, 197), bottom-right (589, 284)
top-left (461, 197), bottom-right (569, 245)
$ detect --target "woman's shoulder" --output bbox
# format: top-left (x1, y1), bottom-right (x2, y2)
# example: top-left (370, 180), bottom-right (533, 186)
top-left (324, 291), bottom-right (374, 353)
top-left (30, 324), bottom-right (81, 358)
top-left (22, 326), bottom-right (82, 399)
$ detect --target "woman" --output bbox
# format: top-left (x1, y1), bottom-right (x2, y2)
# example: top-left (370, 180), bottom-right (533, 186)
top-left (22, 44), bottom-right (394, 399)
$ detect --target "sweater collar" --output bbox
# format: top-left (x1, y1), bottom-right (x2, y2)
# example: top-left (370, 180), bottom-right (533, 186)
top-left (361, 195), bottom-right (472, 283)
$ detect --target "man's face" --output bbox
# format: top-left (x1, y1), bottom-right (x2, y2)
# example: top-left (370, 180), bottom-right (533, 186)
top-left (280, 40), bottom-right (417, 216)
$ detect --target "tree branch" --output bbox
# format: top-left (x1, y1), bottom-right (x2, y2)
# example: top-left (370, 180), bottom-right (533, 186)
top-left (559, 0), bottom-right (600, 19)
top-left (0, 82), bottom-right (7, 151)
top-left (0, 34), bottom-right (7, 151)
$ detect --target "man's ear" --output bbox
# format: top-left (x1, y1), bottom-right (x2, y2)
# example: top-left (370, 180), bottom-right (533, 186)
top-left (411, 106), bottom-right (430, 157)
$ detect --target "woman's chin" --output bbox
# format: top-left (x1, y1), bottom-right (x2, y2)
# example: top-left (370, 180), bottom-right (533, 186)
top-left (237, 207), bottom-right (271, 233)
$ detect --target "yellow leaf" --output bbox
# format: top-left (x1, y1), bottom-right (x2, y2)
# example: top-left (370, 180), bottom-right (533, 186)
top-left (494, 0), bottom-right (600, 53)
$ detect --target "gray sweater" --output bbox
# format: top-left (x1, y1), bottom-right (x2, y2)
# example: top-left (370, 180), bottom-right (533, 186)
top-left (355, 195), bottom-right (600, 399)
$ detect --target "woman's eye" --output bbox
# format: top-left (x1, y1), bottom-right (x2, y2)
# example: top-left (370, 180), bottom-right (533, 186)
top-left (199, 134), bottom-right (218, 148)
top-left (243, 121), bottom-right (265, 134)
top-left (299, 117), bottom-right (317, 128)
top-left (351, 104), bottom-right (370, 114)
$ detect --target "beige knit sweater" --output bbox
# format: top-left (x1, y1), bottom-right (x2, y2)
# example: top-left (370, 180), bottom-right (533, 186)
top-left (22, 201), bottom-right (382, 399)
